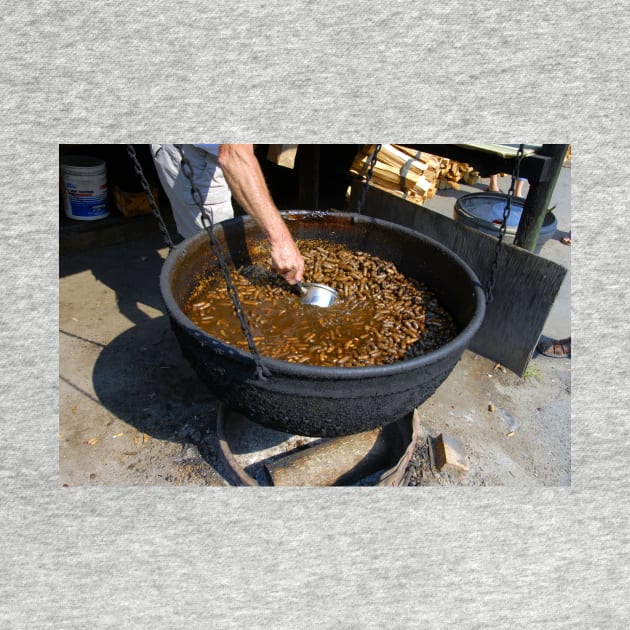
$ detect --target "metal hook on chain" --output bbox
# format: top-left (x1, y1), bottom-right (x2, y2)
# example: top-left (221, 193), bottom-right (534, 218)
top-left (174, 145), bottom-right (270, 381)
top-left (485, 144), bottom-right (525, 304)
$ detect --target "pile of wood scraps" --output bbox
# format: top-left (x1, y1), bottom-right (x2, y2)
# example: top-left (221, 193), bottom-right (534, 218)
top-left (349, 144), bottom-right (480, 205)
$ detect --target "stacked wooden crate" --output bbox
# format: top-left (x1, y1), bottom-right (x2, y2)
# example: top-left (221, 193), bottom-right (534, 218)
top-left (349, 144), bottom-right (480, 205)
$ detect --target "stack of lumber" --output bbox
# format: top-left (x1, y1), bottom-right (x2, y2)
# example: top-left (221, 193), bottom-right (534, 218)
top-left (349, 144), bottom-right (480, 205)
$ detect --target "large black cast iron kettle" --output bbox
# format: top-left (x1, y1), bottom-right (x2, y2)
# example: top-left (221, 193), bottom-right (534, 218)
top-left (160, 211), bottom-right (485, 437)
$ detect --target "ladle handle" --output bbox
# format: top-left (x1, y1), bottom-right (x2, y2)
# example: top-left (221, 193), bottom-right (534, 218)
top-left (295, 281), bottom-right (308, 296)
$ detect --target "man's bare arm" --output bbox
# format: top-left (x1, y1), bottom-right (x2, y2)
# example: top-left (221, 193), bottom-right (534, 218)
top-left (218, 144), bottom-right (304, 284)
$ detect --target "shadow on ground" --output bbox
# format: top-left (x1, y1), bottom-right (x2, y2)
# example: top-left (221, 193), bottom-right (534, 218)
top-left (60, 233), bottom-right (226, 472)
top-left (85, 316), bottom-right (219, 447)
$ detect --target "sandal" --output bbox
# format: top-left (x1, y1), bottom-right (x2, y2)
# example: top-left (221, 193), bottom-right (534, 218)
top-left (537, 336), bottom-right (571, 358)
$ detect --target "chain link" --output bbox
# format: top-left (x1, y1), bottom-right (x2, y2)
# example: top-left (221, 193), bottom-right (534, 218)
top-left (175, 145), bottom-right (270, 380)
top-left (485, 144), bottom-right (525, 304)
top-left (355, 144), bottom-right (382, 214)
top-left (126, 145), bottom-right (175, 251)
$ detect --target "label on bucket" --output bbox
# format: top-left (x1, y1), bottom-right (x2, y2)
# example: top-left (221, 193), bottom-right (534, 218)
top-left (63, 174), bottom-right (108, 219)
top-left (61, 157), bottom-right (109, 220)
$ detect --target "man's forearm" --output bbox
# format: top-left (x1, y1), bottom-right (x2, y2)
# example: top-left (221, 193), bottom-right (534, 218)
top-left (218, 144), bottom-right (287, 242)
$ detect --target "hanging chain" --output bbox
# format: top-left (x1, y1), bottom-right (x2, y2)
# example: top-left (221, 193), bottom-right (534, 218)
top-left (485, 144), bottom-right (525, 304)
top-left (126, 145), bottom-right (175, 251)
top-left (355, 143), bottom-right (382, 214)
top-left (175, 145), bottom-right (270, 380)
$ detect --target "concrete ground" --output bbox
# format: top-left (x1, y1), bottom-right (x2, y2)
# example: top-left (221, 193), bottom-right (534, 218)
top-left (410, 165), bottom-right (571, 486)
top-left (59, 164), bottom-right (571, 487)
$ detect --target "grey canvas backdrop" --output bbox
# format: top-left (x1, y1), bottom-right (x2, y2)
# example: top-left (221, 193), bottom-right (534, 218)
top-left (1, 0), bottom-right (628, 627)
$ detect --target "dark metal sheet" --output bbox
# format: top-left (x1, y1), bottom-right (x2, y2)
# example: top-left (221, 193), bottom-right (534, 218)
top-left (360, 186), bottom-right (567, 376)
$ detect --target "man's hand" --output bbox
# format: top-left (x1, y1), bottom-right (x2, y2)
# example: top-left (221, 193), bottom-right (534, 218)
top-left (269, 233), bottom-right (304, 284)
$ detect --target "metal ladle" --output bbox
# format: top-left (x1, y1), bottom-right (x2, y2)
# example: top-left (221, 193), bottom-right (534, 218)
top-left (238, 265), bottom-right (339, 308)
top-left (295, 281), bottom-right (339, 308)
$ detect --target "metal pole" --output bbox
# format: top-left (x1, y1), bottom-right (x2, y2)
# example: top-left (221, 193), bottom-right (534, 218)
top-left (513, 144), bottom-right (569, 251)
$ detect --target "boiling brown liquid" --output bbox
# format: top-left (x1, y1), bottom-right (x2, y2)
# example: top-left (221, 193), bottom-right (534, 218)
top-left (183, 240), bottom-right (456, 367)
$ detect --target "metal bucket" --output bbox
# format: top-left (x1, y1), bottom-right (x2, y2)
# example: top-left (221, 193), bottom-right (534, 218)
top-left (160, 211), bottom-right (486, 437)
top-left (454, 192), bottom-right (557, 247)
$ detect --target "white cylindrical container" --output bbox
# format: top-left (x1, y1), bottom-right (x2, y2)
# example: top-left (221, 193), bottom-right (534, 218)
top-left (61, 155), bottom-right (109, 221)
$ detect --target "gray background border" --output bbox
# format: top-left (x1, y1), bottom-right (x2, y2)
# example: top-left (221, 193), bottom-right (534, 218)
top-left (2, 1), bottom-right (627, 627)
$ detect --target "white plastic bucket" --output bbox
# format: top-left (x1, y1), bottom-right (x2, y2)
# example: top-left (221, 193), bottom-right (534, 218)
top-left (61, 155), bottom-right (109, 221)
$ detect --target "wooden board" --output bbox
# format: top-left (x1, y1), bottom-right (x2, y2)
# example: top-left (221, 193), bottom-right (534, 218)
top-left (353, 185), bottom-right (567, 376)
top-left (455, 143), bottom-right (542, 158)
top-left (266, 144), bottom-right (298, 169)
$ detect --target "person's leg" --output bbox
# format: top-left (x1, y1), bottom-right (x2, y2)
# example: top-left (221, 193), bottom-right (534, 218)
top-left (152, 144), bottom-right (234, 239)
top-left (537, 336), bottom-right (571, 358)
top-left (489, 175), bottom-right (527, 196)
